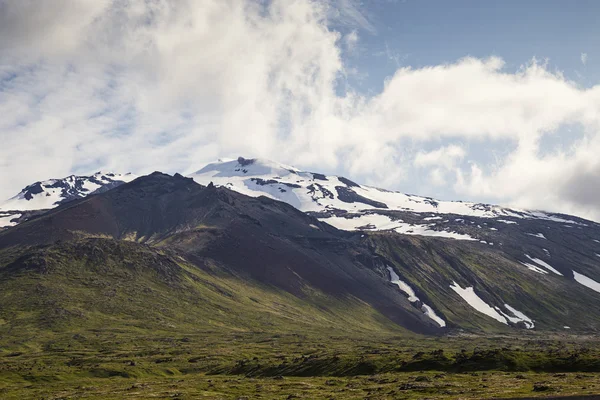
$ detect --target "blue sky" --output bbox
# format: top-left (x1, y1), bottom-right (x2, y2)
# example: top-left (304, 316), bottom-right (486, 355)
top-left (346, 1), bottom-right (596, 77)
top-left (337, 1), bottom-right (598, 98)
top-left (1, 0), bottom-right (600, 220)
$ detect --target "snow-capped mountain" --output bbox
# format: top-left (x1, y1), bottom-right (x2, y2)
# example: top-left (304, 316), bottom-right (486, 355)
top-left (0, 172), bottom-right (137, 227)
top-left (190, 157), bottom-right (600, 317)
top-left (1, 161), bottom-right (600, 332)
top-left (1, 157), bottom-right (593, 244)
top-left (189, 157), bottom-right (587, 241)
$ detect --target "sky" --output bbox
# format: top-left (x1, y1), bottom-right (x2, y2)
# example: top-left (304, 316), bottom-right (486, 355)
top-left (1, 0), bottom-right (600, 220)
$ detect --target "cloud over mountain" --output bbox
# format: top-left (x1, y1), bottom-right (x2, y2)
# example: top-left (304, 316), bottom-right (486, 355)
top-left (1, 0), bottom-right (600, 220)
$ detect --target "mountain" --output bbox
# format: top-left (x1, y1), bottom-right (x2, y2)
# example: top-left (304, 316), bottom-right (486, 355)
top-left (189, 157), bottom-right (600, 331)
top-left (0, 171), bottom-right (136, 228)
top-left (0, 172), bottom-right (446, 336)
top-left (1, 158), bottom-right (600, 334)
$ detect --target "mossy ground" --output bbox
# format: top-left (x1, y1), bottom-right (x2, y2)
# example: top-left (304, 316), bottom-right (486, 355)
top-left (2, 370), bottom-right (600, 399)
top-left (1, 331), bottom-right (599, 399)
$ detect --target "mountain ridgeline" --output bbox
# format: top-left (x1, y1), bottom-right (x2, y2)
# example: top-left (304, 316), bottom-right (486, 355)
top-left (1, 160), bottom-right (600, 340)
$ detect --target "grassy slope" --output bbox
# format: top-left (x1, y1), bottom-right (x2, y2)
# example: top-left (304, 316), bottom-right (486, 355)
top-left (0, 238), bottom-right (410, 349)
top-left (1, 238), bottom-right (600, 399)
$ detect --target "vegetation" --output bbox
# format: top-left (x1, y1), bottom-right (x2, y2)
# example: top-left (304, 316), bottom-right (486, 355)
top-left (1, 238), bottom-right (599, 399)
top-left (1, 330), bottom-right (600, 399)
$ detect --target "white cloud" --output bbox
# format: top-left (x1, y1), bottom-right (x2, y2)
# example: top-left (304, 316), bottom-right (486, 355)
top-left (415, 145), bottom-right (466, 169)
top-left (0, 0), bottom-right (111, 58)
top-left (427, 168), bottom-right (447, 187)
top-left (1, 1), bottom-right (600, 221)
top-left (581, 52), bottom-right (588, 65)
top-left (454, 134), bottom-right (600, 221)
top-left (414, 145), bottom-right (466, 187)
top-left (0, 0), bottom-right (345, 194)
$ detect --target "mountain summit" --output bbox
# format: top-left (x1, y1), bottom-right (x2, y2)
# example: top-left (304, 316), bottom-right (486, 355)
top-left (190, 157), bottom-right (589, 239)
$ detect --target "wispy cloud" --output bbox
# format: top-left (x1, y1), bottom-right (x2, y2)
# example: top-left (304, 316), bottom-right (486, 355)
top-left (581, 52), bottom-right (588, 65)
top-left (343, 30), bottom-right (359, 52)
top-left (329, 0), bottom-right (376, 34)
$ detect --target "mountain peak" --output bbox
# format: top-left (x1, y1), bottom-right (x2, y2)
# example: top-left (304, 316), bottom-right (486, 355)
top-left (193, 156), bottom-right (300, 178)
top-left (0, 171), bottom-right (138, 215)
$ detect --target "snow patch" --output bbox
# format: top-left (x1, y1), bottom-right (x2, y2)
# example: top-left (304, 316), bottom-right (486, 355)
top-left (573, 271), bottom-right (600, 294)
top-left (520, 262), bottom-right (549, 275)
top-left (387, 267), bottom-right (446, 327)
top-left (421, 304), bottom-right (446, 328)
top-left (525, 255), bottom-right (563, 276)
top-left (449, 282), bottom-right (507, 324)
top-left (0, 213), bottom-right (21, 228)
top-left (387, 267), bottom-right (418, 302)
top-left (322, 214), bottom-right (403, 231)
top-left (497, 219), bottom-right (518, 225)
top-left (527, 233), bottom-right (547, 239)
top-left (499, 304), bottom-right (535, 329)
top-left (321, 214), bottom-right (477, 241)
top-left (528, 211), bottom-right (584, 225)
top-left (543, 248), bottom-right (550, 257)
top-left (395, 223), bottom-right (477, 241)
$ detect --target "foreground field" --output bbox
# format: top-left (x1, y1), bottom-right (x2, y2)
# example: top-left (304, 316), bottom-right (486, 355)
top-left (2, 370), bottom-right (600, 399)
top-left (1, 330), bottom-right (599, 399)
